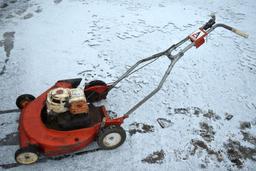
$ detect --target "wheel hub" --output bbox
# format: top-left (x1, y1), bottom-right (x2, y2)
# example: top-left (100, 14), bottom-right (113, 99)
top-left (103, 133), bottom-right (121, 147)
top-left (16, 152), bottom-right (38, 164)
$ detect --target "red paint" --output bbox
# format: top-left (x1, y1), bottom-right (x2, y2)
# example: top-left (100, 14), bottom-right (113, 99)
top-left (84, 85), bottom-right (109, 94)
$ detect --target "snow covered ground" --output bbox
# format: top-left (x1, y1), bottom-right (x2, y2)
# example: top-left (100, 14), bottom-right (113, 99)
top-left (0, 0), bottom-right (256, 170)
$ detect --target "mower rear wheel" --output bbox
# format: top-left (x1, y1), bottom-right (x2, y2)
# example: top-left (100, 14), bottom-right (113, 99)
top-left (97, 125), bottom-right (126, 150)
top-left (16, 94), bottom-right (35, 109)
top-left (15, 146), bottom-right (39, 165)
top-left (84, 80), bottom-right (107, 103)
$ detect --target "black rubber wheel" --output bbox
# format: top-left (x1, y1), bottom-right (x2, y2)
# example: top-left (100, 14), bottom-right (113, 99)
top-left (84, 80), bottom-right (107, 103)
top-left (15, 146), bottom-right (39, 165)
top-left (97, 125), bottom-right (126, 150)
top-left (16, 94), bottom-right (35, 109)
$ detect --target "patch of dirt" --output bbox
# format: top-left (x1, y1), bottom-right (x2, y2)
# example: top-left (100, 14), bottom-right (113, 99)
top-left (240, 121), bottom-right (251, 130)
top-left (157, 118), bottom-right (173, 128)
top-left (191, 107), bottom-right (202, 117)
top-left (0, 31), bottom-right (15, 75)
top-left (172, 107), bottom-right (222, 120)
top-left (241, 131), bottom-right (256, 145)
top-left (203, 110), bottom-right (221, 120)
top-left (141, 150), bottom-right (165, 164)
top-left (225, 139), bottom-right (256, 168)
top-left (199, 122), bottom-right (215, 142)
top-left (191, 139), bottom-right (223, 162)
top-left (2, 32), bottom-right (15, 57)
top-left (129, 122), bottom-right (154, 136)
top-left (174, 108), bottom-right (189, 115)
top-left (191, 139), bottom-right (208, 153)
top-left (0, 132), bottom-right (19, 146)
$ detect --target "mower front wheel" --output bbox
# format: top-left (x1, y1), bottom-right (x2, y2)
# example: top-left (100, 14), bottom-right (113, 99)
top-left (15, 146), bottom-right (39, 165)
top-left (16, 94), bottom-right (35, 109)
top-left (97, 125), bottom-right (126, 150)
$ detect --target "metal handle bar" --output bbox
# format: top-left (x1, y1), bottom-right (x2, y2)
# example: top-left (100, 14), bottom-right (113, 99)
top-left (108, 16), bottom-right (248, 117)
top-left (208, 23), bottom-right (249, 38)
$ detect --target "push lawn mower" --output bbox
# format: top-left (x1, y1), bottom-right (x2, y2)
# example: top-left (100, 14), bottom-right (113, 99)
top-left (14, 15), bottom-right (248, 165)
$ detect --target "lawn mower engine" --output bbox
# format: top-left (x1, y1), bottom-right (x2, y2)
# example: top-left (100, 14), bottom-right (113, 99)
top-left (45, 87), bottom-right (91, 130)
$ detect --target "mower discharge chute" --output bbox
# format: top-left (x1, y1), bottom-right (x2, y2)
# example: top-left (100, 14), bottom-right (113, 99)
top-left (13, 15), bottom-right (248, 165)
